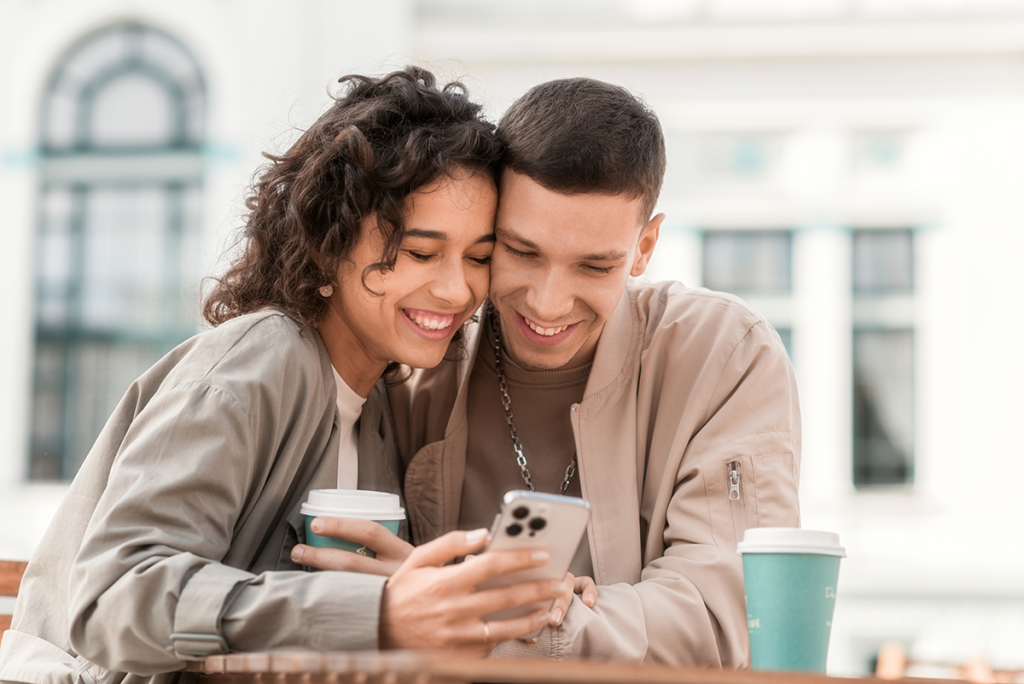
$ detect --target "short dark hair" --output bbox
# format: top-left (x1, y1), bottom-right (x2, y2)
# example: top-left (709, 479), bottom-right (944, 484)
top-left (497, 77), bottom-right (666, 221)
top-left (202, 66), bottom-right (501, 329)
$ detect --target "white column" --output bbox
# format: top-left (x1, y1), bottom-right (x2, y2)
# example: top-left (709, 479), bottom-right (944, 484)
top-left (645, 224), bottom-right (702, 287)
top-left (793, 226), bottom-right (853, 511)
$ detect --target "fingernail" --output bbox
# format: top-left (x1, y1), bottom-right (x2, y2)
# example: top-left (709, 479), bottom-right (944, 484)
top-left (310, 518), bottom-right (324, 533)
top-left (466, 528), bottom-right (488, 544)
top-left (532, 549), bottom-right (551, 562)
top-left (552, 608), bottom-right (563, 624)
top-left (291, 545), bottom-right (304, 561)
top-left (586, 593), bottom-right (596, 605)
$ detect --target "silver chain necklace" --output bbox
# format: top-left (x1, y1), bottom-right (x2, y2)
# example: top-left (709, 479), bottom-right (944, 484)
top-left (490, 306), bottom-right (577, 495)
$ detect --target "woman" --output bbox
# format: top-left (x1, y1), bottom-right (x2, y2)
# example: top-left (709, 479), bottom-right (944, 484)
top-left (0, 67), bottom-right (564, 684)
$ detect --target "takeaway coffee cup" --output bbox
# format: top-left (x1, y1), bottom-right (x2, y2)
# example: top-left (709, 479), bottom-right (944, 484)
top-left (299, 489), bottom-right (405, 560)
top-left (737, 527), bottom-right (846, 673)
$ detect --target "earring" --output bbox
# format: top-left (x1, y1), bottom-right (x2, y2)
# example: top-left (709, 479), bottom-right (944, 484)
top-left (319, 284), bottom-right (333, 297)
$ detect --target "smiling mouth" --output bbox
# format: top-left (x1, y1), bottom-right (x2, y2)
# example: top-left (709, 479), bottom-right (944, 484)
top-left (524, 316), bottom-right (570, 337)
top-left (405, 310), bottom-right (458, 332)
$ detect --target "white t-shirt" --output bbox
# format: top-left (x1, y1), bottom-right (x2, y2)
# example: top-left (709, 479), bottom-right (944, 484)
top-left (332, 366), bottom-right (366, 489)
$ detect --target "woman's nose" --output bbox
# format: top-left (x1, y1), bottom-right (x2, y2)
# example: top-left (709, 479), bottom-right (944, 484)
top-left (430, 258), bottom-right (474, 308)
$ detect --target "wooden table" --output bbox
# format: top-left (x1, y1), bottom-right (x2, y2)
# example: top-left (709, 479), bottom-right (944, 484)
top-left (186, 651), bottom-right (968, 684)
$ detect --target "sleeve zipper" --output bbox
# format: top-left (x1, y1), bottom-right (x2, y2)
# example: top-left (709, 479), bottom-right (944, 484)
top-left (728, 461), bottom-right (748, 544)
top-left (729, 465), bottom-right (741, 501)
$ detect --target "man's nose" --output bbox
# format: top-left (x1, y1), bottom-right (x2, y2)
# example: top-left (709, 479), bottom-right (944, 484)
top-left (524, 267), bottom-right (574, 321)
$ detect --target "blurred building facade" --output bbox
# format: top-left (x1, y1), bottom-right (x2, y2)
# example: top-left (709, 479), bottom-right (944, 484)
top-left (1, 0), bottom-right (1023, 676)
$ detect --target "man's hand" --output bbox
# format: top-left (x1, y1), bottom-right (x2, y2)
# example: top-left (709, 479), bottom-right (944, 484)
top-left (290, 517), bottom-right (413, 576)
top-left (548, 572), bottom-right (598, 627)
top-left (379, 528), bottom-right (568, 655)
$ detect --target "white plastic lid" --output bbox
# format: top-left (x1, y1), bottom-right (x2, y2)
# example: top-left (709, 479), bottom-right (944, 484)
top-left (300, 489), bottom-right (405, 521)
top-left (736, 527), bottom-right (846, 557)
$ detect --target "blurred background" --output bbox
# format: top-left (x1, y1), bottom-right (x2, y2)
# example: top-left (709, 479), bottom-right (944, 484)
top-left (2, 0), bottom-right (1023, 678)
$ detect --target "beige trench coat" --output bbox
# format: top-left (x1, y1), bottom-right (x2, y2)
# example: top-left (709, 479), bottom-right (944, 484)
top-left (0, 310), bottom-right (405, 684)
top-left (390, 280), bottom-right (802, 667)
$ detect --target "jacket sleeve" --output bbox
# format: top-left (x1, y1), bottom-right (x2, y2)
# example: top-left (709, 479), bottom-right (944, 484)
top-left (67, 379), bottom-right (385, 675)
top-left (492, 319), bottom-right (801, 665)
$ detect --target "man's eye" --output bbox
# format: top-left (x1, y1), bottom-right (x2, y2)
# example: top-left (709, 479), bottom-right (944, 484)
top-left (468, 255), bottom-right (492, 265)
top-left (584, 264), bottom-right (614, 275)
top-left (504, 245), bottom-right (534, 258)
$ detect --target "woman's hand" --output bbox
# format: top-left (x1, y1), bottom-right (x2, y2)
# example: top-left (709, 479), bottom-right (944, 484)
top-left (290, 517), bottom-right (413, 576)
top-left (379, 528), bottom-right (568, 656)
top-left (547, 572), bottom-right (598, 627)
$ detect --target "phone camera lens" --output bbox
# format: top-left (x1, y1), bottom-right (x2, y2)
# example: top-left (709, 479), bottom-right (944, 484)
top-left (512, 506), bottom-right (530, 520)
top-left (506, 522), bottom-right (523, 536)
top-left (529, 517), bottom-right (547, 531)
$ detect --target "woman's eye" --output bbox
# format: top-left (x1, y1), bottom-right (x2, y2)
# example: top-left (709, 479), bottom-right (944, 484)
top-left (468, 255), bottom-right (492, 265)
top-left (407, 251), bottom-right (435, 262)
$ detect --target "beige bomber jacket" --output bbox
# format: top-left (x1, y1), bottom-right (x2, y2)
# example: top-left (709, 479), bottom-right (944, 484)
top-left (390, 279), bottom-right (802, 667)
top-left (0, 311), bottom-right (404, 684)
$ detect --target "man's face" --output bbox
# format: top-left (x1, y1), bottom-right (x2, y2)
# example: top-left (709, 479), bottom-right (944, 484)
top-left (490, 169), bottom-right (663, 371)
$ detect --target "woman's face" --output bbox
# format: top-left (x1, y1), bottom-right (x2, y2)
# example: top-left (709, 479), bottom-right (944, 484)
top-left (319, 172), bottom-right (497, 394)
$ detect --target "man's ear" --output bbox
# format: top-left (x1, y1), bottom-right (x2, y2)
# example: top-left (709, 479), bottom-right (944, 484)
top-left (630, 213), bottom-right (665, 277)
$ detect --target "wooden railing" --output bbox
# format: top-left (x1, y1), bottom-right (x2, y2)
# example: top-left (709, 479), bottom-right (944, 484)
top-left (187, 650), bottom-right (968, 684)
top-left (0, 560), bottom-right (29, 641)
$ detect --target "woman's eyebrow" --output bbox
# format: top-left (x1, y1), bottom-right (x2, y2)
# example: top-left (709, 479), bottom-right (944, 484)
top-left (404, 228), bottom-right (448, 240)
top-left (404, 228), bottom-right (495, 244)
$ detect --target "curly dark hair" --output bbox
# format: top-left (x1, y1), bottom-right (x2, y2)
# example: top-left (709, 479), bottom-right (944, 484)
top-left (202, 66), bottom-right (502, 329)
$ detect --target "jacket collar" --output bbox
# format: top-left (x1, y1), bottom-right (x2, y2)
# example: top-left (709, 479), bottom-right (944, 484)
top-left (583, 285), bottom-right (639, 403)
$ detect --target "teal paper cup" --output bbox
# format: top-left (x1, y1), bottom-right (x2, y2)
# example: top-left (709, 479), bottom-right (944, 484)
top-left (300, 489), bottom-right (404, 565)
top-left (737, 528), bottom-right (846, 673)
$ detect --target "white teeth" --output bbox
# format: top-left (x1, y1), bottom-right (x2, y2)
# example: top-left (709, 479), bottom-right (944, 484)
top-left (408, 312), bottom-right (455, 331)
top-left (526, 318), bottom-right (569, 337)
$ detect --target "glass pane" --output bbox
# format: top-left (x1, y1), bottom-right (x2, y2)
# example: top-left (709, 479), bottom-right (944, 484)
top-left (699, 132), bottom-right (781, 182)
top-left (89, 71), bottom-right (176, 147)
top-left (80, 188), bottom-right (167, 330)
top-left (142, 29), bottom-right (200, 85)
top-left (43, 25), bottom-right (205, 150)
top-left (173, 187), bottom-right (204, 326)
top-left (853, 330), bottom-right (914, 486)
top-left (703, 230), bottom-right (792, 294)
top-left (184, 92), bottom-right (205, 145)
top-left (775, 327), bottom-right (793, 359)
top-left (37, 189), bottom-right (77, 327)
top-left (853, 229), bottom-right (914, 294)
top-left (61, 28), bottom-right (126, 87)
top-left (852, 131), bottom-right (907, 172)
top-left (29, 341), bottom-right (67, 480)
top-left (61, 342), bottom-right (158, 475)
top-left (43, 91), bottom-right (78, 150)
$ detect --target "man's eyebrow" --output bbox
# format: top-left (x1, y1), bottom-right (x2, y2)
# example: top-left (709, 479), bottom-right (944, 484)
top-left (405, 228), bottom-right (495, 245)
top-left (581, 248), bottom-right (629, 262)
top-left (498, 226), bottom-right (626, 261)
top-left (496, 226), bottom-right (540, 251)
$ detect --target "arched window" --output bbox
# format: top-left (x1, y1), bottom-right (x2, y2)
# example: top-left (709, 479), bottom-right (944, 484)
top-left (31, 24), bottom-right (206, 480)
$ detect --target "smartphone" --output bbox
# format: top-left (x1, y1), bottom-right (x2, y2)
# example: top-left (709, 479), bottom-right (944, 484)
top-left (475, 490), bottom-right (591, 626)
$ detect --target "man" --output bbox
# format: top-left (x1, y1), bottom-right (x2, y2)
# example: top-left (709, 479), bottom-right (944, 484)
top-left (389, 78), bottom-right (801, 666)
